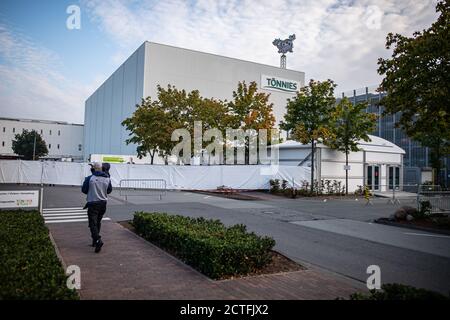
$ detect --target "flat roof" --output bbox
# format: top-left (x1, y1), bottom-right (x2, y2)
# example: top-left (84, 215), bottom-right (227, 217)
top-left (272, 135), bottom-right (405, 154)
top-left (0, 117), bottom-right (83, 127)
top-left (145, 41), bottom-right (305, 74)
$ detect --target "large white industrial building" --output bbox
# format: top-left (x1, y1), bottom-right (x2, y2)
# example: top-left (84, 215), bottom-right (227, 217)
top-left (83, 42), bottom-right (305, 160)
top-left (0, 117), bottom-right (84, 161)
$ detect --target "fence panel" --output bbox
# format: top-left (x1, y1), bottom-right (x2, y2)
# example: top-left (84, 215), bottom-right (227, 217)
top-left (119, 179), bottom-right (167, 200)
top-left (418, 188), bottom-right (450, 214)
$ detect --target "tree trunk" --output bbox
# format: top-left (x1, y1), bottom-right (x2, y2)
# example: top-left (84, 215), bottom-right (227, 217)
top-left (150, 150), bottom-right (155, 165)
top-left (345, 152), bottom-right (349, 195)
top-left (310, 141), bottom-right (315, 193)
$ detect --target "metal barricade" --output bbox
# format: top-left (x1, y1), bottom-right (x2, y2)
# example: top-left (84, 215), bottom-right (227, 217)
top-left (119, 179), bottom-right (167, 201)
top-left (417, 185), bottom-right (450, 214)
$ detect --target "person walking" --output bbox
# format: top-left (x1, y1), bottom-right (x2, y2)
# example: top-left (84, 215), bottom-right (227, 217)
top-left (82, 162), bottom-right (112, 253)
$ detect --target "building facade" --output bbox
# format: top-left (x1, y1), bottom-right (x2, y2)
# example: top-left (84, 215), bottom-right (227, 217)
top-left (0, 117), bottom-right (84, 161)
top-left (340, 87), bottom-right (449, 186)
top-left (83, 42), bottom-right (305, 160)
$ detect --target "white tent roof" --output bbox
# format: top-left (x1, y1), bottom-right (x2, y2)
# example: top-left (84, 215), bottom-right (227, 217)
top-left (272, 135), bottom-right (405, 154)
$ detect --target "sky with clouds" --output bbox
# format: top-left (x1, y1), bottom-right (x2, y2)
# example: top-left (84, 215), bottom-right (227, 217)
top-left (0, 0), bottom-right (440, 124)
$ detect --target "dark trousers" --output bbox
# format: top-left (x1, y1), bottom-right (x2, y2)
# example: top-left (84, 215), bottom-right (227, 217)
top-left (87, 202), bottom-right (107, 242)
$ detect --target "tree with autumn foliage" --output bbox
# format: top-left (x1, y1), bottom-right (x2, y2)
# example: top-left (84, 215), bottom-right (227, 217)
top-left (228, 81), bottom-right (276, 131)
top-left (324, 98), bottom-right (377, 194)
top-left (280, 79), bottom-right (336, 192)
top-left (377, 0), bottom-right (450, 185)
top-left (123, 82), bottom-right (276, 165)
top-left (227, 81), bottom-right (276, 164)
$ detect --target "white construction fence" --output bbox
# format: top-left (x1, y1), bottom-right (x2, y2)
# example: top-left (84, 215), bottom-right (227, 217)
top-left (0, 160), bottom-right (310, 190)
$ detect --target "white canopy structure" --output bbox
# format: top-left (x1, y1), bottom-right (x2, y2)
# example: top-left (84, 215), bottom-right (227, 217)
top-left (270, 135), bottom-right (405, 192)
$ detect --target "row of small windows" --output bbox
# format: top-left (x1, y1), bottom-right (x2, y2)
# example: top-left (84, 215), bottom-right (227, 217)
top-left (1, 141), bottom-right (82, 152)
top-left (2, 127), bottom-right (61, 136)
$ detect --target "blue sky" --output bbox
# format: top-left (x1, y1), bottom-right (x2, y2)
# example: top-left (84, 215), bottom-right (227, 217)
top-left (0, 0), bottom-right (112, 83)
top-left (0, 0), bottom-right (439, 123)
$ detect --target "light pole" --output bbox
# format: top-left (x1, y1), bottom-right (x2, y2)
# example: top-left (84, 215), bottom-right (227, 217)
top-left (32, 131), bottom-right (36, 161)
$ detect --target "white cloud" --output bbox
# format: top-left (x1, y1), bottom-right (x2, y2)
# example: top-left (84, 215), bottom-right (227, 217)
top-left (0, 1), bottom-right (439, 124)
top-left (0, 23), bottom-right (101, 123)
top-left (83, 0), bottom-right (439, 93)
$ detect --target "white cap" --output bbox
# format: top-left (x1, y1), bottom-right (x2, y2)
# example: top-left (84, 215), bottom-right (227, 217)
top-left (92, 162), bottom-right (102, 171)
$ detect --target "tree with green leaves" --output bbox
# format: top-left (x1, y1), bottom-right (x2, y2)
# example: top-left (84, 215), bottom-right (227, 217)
top-left (280, 79), bottom-right (336, 192)
top-left (377, 0), bottom-right (450, 185)
top-left (324, 98), bottom-right (377, 194)
top-left (122, 95), bottom-right (182, 164)
top-left (123, 85), bottom-right (231, 164)
top-left (12, 129), bottom-right (48, 160)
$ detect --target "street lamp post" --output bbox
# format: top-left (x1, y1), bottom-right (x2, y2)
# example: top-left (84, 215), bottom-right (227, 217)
top-left (32, 131), bottom-right (36, 161)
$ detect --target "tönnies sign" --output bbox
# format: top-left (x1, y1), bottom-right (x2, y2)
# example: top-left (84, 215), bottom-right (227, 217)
top-left (261, 75), bottom-right (300, 93)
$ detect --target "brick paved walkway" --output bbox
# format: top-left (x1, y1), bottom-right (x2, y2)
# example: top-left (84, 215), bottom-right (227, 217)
top-left (48, 221), bottom-right (362, 299)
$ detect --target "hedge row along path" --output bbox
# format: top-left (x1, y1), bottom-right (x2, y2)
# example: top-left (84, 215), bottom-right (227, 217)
top-left (48, 220), bottom-right (361, 299)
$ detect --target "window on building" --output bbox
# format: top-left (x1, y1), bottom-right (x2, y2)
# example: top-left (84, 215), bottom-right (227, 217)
top-left (2, 141), bottom-right (4, 147)
top-left (12, 128), bottom-right (15, 133)
top-left (49, 130), bottom-right (52, 135)
top-left (58, 130), bottom-right (60, 136)
top-left (78, 144), bottom-right (82, 151)
top-left (57, 144), bottom-right (60, 149)
top-left (49, 144), bottom-right (51, 149)
top-left (2, 127), bottom-right (5, 132)
top-left (40, 129), bottom-right (43, 134)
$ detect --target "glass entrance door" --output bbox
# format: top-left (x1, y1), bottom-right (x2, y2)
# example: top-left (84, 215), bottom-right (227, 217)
top-left (388, 166), bottom-right (400, 190)
top-left (366, 165), bottom-right (380, 191)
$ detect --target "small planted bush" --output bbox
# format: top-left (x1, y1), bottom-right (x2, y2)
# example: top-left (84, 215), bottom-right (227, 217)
top-left (349, 283), bottom-right (449, 300)
top-left (269, 179), bottom-right (281, 193)
top-left (0, 210), bottom-right (78, 300)
top-left (133, 212), bottom-right (276, 279)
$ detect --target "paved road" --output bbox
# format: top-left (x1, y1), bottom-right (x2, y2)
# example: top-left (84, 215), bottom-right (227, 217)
top-left (2, 184), bottom-right (450, 295)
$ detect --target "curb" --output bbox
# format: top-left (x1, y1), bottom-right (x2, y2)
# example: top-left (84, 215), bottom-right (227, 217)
top-left (47, 227), bottom-right (82, 298)
top-left (374, 218), bottom-right (450, 236)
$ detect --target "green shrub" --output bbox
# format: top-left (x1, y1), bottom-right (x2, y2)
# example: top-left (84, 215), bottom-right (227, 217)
top-left (132, 212), bottom-right (275, 279)
top-left (283, 187), bottom-right (298, 198)
top-left (0, 210), bottom-right (78, 300)
top-left (419, 200), bottom-right (432, 216)
top-left (349, 283), bottom-right (449, 300)
top-left (269, 179), bottom-right (280, 193)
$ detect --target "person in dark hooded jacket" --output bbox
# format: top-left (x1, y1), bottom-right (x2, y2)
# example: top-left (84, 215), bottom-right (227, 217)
top-left (102, 162), bottom-right (111, 177)
top-left (82, 162), bottom-right (112, 253)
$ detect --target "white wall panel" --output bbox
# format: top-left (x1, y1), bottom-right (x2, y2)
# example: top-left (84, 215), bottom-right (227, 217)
top-left (111, 66), bottom-right (124, 155)
top-left (121, 52), bottom-right (138, 155)
top-left (0, 160), bottom-right (311, 190)
top-left (366, 152), bottom-right (401, 164)
top-left (103, 78), bottom-right (113, 153)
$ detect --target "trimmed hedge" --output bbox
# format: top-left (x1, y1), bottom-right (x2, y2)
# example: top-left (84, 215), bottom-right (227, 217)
top-left (133, 212), bottom-right (275, 279)
top-left (0, 210), bottom-right (78, 300)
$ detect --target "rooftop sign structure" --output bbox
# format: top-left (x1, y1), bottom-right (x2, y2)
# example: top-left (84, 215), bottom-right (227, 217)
top-left (272, 34), bottom-right (296, 69)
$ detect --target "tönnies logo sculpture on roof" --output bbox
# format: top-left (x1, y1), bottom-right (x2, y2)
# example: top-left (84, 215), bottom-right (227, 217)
top-left (261, 75), bottom-right (300, 93)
